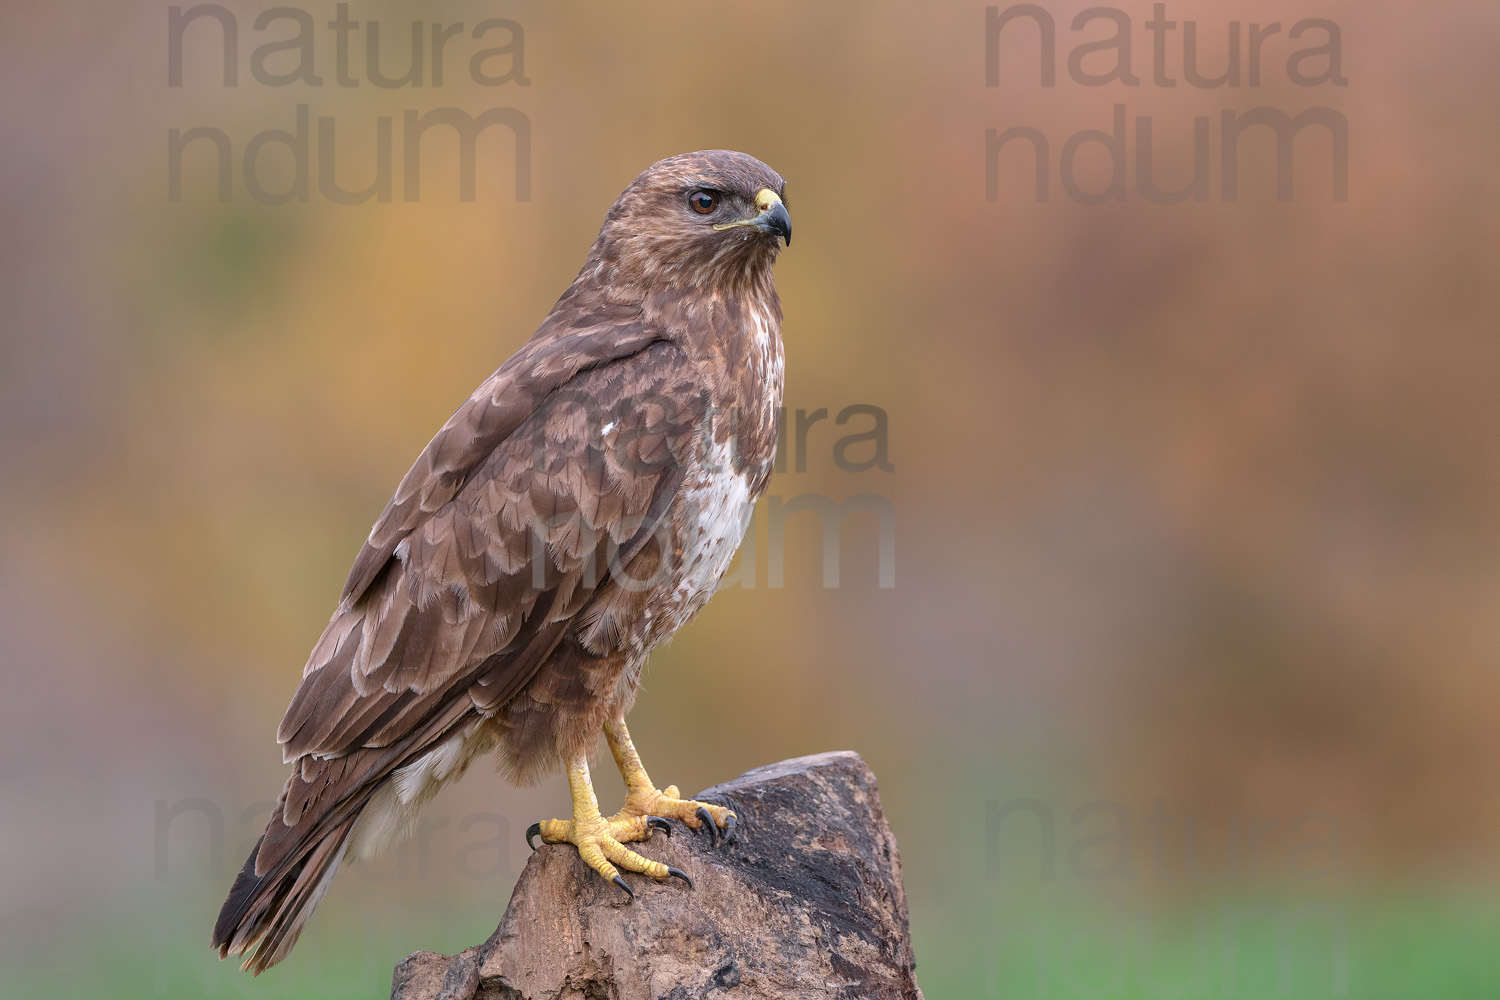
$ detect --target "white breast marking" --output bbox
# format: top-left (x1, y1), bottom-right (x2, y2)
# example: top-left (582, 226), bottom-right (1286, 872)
top-left (671, 436), bottom-right (755, 624)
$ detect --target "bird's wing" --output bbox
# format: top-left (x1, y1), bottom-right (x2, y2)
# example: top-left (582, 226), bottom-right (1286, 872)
top-left (339, 299), bottom-right (664, 610)
top-left (256, 333), bottom-right (709, 876)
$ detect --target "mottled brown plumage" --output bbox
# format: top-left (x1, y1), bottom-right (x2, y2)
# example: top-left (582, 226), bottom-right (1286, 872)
top-left (212, 151), bottom-right (789, 973)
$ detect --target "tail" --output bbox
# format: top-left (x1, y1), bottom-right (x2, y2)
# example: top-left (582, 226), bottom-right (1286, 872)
top-left (212, 650), bottom-right (487, 973)
top-left (210, 817), bottom-right (355, 974)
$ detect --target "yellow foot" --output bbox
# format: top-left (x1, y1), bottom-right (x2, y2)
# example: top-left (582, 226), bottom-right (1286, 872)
top-left (610, 784), bottom-right (738, 846)
top-left (601, 717), bottom-right (739, 846)
top-left (525, 754), bottom-right (690, 899)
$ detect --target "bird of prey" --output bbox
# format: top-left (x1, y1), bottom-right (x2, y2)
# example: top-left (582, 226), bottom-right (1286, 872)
top-left (211, 150), bottom-right (791, 973)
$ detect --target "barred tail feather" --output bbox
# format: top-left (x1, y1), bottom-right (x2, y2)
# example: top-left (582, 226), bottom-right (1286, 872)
top-left (211, 818), bottom-right (354, 975)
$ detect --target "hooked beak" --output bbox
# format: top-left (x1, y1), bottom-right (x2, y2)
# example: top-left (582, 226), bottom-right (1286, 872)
top-left (753, 189), bottom-right (792, 246)
top-left (715, 188), bottom-right (792, 247)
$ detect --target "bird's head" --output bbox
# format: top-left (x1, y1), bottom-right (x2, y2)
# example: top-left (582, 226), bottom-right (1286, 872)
top-left (591, 150), bottom-right (790, 290)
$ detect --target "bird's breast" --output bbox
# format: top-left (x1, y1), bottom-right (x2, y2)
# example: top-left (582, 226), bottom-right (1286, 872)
top-left (726, 302), bottom-right (784, 495)
top-left (659, 435), bottom-right (757, 634)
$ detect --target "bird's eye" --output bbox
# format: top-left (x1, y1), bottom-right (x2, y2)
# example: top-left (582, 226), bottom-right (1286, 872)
top-left (688, 190), bottom-right (718, 214)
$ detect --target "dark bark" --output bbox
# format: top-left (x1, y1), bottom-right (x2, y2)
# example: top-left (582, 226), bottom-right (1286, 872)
top-left (391, 751), bottom-right (923, 999)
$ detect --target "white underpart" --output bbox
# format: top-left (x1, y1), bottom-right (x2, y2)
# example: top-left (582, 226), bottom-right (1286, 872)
top-left (670, 436), bottom-right (755, 627)
top-left (750, 310), bottom-right (783, 390)
top-left (660, 303), bottom-right (779, 624)
top-left (347, 719), bottom-right (497, 862)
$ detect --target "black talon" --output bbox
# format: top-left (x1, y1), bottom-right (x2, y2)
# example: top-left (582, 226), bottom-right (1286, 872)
top-left (526, 822), bottom-right (542, 851)
top-left (647, 816), bottom-right (672, 838)
top-left (723, 813), bottom-right (738, 845)
top-left (695, 805), bottom-right (718, 844)
top-left (612, 875), bottom-right (635, 900)
top-left (666, 866), bottom-right (693, 888)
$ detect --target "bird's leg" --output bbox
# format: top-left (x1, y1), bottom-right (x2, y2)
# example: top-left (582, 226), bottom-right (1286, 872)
top-left (603, 716), bottom-right (738, 844)
top-left (526, 751), bottom-right (688, 897)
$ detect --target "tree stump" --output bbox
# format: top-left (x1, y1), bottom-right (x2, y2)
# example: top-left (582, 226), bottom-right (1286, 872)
top-left (390, 751), bottom-right (923, 999)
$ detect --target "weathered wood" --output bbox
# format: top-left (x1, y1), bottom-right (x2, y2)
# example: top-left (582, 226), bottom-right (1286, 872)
top-left (391, 751), bottom-right (923, 999)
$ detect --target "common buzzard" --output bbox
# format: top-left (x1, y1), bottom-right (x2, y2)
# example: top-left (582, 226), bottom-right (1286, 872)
top-left (212, 150), bottom-right (792, 973)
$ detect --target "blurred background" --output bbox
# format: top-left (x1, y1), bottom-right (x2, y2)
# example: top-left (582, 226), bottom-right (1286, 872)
top-left (3, 1), bottom-right (1499, 996)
